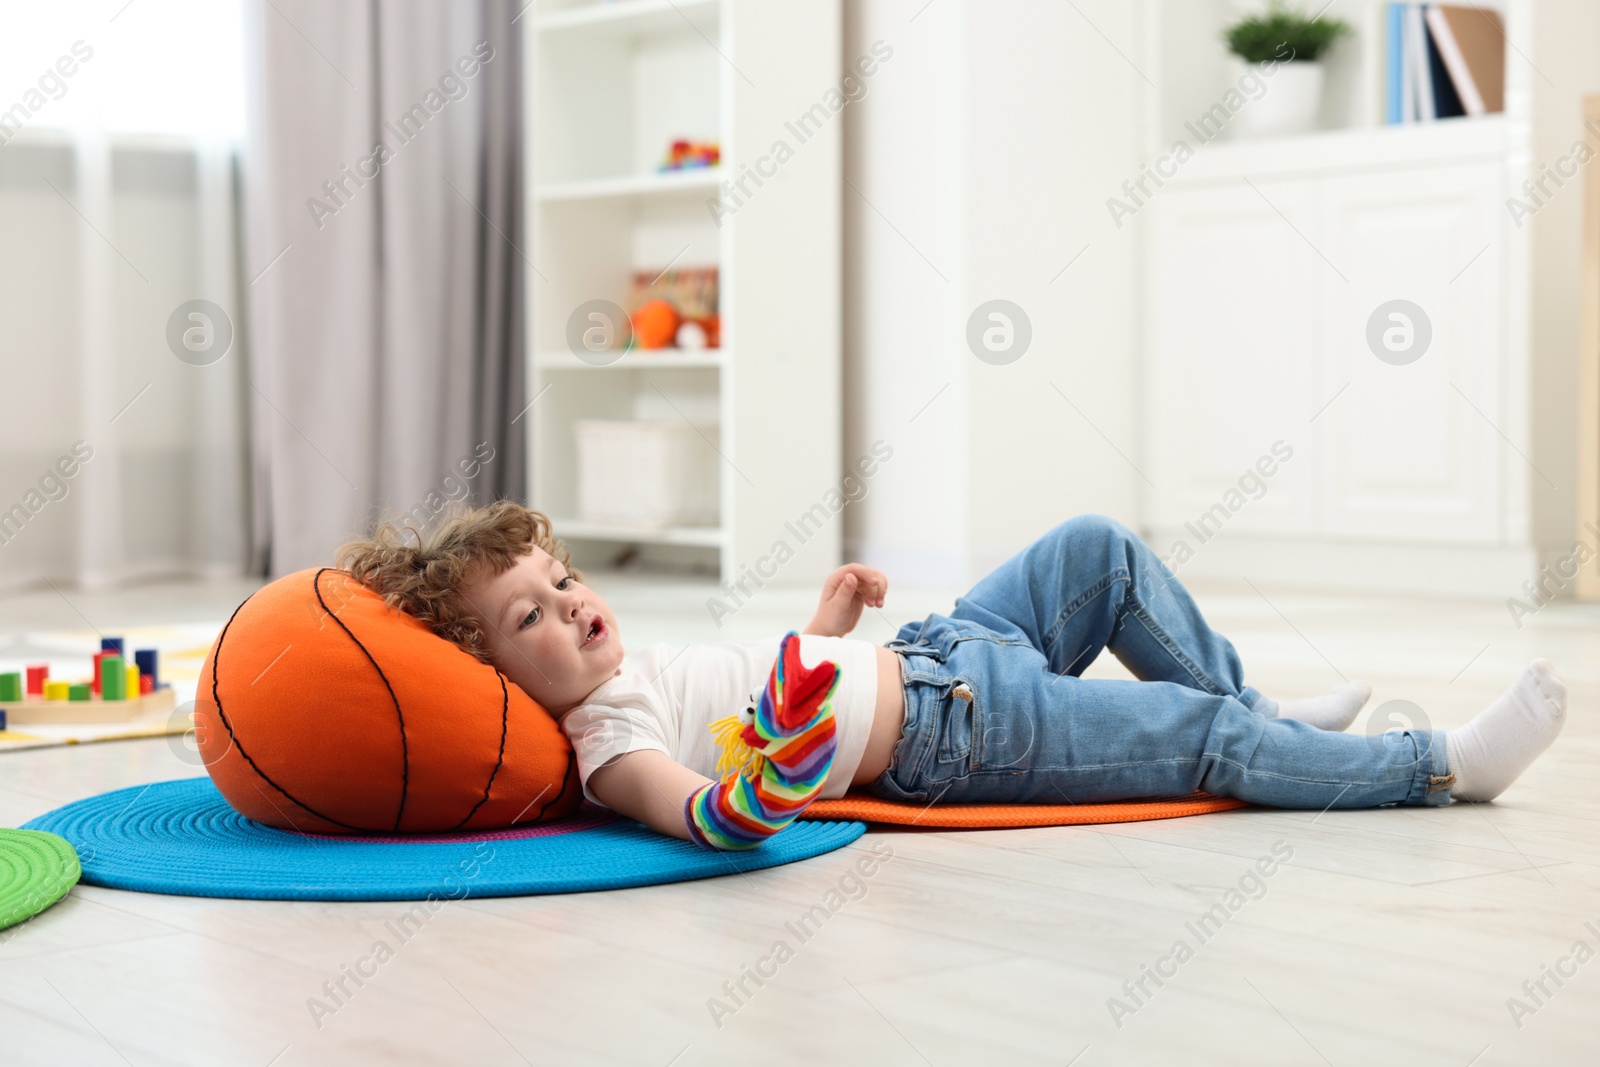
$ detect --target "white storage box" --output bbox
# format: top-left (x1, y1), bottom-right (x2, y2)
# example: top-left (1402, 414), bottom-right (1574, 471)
top-left (574, 419), bottom-right (720, 527)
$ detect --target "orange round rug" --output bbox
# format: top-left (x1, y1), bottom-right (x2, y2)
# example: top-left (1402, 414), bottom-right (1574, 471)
top-left (800, 791), bottom-right (1247, 828)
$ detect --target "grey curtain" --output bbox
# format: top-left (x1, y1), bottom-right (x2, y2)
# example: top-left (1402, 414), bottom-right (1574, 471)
top-left (241, 0), bottom-right (525, 577)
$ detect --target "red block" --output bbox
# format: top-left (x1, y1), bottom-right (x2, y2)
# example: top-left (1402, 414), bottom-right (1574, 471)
top-left (25, 664), bottom-right (48, 695)
top-left (91, 650), bottom-right (114, 694)
top-left (139, 673), bottom-right (153, 695)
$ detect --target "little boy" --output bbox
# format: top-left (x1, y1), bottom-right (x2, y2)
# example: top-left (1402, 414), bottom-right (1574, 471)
top-left (340, 502), bottom-right (1569, 850)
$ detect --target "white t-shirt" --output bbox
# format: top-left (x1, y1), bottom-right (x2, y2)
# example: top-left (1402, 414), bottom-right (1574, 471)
top-left (561, 635), bottom-right (881, 807)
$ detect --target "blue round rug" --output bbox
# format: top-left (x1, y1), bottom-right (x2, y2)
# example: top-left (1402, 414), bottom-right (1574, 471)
top-left (22, 777), bottom-right (866, 901)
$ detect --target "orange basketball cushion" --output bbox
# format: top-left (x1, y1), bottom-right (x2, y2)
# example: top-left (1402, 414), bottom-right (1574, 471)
top-left (194, 568), bottom-right (582, 834)
top-left (801, 791), bottom-right (1246, 828)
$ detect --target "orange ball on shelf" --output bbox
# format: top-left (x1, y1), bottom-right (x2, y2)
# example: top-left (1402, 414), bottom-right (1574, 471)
top-left (631, 299), bottom-right (680, 349)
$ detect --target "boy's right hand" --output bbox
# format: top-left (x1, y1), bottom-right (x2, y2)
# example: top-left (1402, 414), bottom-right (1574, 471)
top-left (805, 564), bottom-right (887, 638)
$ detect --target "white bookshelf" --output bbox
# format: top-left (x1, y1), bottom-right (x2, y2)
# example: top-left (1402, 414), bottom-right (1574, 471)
top-left (524, 0), bottom-right (842, 582)
top-left (1135, 0), bottom-right (1600, 597)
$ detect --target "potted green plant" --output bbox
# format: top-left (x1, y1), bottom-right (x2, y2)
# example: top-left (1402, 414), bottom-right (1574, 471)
top-left (1224, 1), bottom-right (1351, 137)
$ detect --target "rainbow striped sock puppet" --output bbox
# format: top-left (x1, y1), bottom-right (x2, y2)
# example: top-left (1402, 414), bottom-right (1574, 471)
top-left (684, 631), bottom-right (840, 850)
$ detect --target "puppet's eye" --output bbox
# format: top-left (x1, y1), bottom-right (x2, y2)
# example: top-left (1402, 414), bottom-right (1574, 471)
top-left (740, 702), bottom-right (756, 724)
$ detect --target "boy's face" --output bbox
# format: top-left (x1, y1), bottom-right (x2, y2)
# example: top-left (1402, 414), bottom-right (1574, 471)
top-left (461, 546), bottom-right (623, 718)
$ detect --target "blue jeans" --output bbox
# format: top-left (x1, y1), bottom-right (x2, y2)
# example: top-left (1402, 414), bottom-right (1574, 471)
top-left (866, 515), bottom-right (1455, 809)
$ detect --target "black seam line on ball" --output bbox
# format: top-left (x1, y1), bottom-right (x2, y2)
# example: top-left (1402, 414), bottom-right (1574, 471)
top-left (211, 576), bottom-right (366, 833)
top-left (451, 669), bottom-right (511, 831)
top-left (542, 749), bottom-right (579, 824)
top-left (513, 748), bottom-right (577, 828)
top-left (313, 567), bottom-right (411, 831)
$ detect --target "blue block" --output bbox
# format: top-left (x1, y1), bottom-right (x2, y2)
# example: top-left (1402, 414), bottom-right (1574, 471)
top-left (101, 636), bottom-right (125, 655)
top-left (134, 648), bottom-right (159, 688)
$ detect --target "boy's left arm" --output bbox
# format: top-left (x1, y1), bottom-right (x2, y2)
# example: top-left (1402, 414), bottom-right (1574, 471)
top-left (804, 563), bottom-right (888, 638)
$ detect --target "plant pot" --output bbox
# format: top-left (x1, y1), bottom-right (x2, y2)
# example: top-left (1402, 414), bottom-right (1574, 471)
top-left (1229, 59), bottom-right (1324, 138)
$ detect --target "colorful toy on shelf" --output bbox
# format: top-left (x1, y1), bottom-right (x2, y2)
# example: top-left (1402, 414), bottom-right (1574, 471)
top-left (0, 673), bottom-right (20, 702)
top-left (630, 299), bottom-right (681, 350)
top-left (101, 636), bottom-right (124, 656)
top-left (683, 313), bottom-right (720, 349)
top-left (658, 138), bottom-right (719, 172)
top-left (675, 321), bottom-right (708, 349)
top-left (622, 267), bottom-right (720, 351)
top-left (26, 664), bottom-right (48, 695)
top-left (43, 680), bottom-right (70, 701)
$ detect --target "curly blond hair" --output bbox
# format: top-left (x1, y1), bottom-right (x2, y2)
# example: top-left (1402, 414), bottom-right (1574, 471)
top-left (336, 500), bottom-right (582, 664)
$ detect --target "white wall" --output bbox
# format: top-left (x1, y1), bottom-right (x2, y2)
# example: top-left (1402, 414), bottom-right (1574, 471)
top-left (842, 0), bottom-right (1143, 589)
top-left (1528, 0), bottom-right (1600, 555)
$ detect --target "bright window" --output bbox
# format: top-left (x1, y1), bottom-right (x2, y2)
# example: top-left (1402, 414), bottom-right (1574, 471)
top-left (0, 0), bottom-right (244, 138)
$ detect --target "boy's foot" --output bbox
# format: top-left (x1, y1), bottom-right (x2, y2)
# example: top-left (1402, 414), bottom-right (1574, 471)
top-left (1446, 660), bottom-right (1567, 803)
top-left (1277, 681), bottom-right (1372, 731)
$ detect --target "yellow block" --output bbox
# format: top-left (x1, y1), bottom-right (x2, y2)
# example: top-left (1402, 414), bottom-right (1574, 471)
top-left (126, 663), bottom-right (140, 695)
top-left (43, 680), bottom-right (71, 700)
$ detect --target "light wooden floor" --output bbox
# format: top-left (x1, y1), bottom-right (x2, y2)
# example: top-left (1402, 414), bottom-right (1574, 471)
top-left (2, 570), bottom-right (1599, 1066)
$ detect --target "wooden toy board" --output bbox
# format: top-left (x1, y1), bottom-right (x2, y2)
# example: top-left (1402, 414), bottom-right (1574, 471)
top-left (1, 685), bottom-right (177, 725)
top-left (0, 622), bottom-right (213, 751)
top-left (0, 712), bottom-right (191, 752)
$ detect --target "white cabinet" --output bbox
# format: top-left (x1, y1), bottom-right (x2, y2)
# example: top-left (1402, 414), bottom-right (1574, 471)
top-left (1142, 126), bottom-right (1532, 593)
top-left (1136, 0), bottom-right (1600, 597)
top-left (1148, 154), bottom-right (1506, 548)
top-left (1316, 163), bottom-right (1504, 544)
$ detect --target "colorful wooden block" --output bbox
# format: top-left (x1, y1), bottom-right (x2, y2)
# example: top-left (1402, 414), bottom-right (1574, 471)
top-left (125, 663), bottom-right (139, 696)
top-left (43, 680), bottom-right (70, 701)
top-left (0, 673), bottom-right (21, 702)
top-left (100, 655), bottom-right (127, 701)
top-left (101, 636), bottom-right (124, 655)
top-left (138, 674), bottom-right (153, 695)
top-left (91, 650), bottom-right (114, 694)
top-left (25, 664), bottom-right (48, 695)
top-left (68, 683), bottom-right (91, 701)
top-left (134, 648), bottom-right (159, 688)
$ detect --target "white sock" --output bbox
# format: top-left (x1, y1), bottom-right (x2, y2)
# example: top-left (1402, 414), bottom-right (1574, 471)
top-left (1446, 660), bottom-right (1567, 803)
top-left (1276, 681), bottom-right (1372, 731)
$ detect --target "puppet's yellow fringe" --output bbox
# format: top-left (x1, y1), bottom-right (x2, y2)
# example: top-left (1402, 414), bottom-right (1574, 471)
top-left (709, 713), bottom-right (765, 780)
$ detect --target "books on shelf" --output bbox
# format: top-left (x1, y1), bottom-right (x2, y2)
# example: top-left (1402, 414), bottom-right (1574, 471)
top-left (1385, 4), bottom-right (1504, 124)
